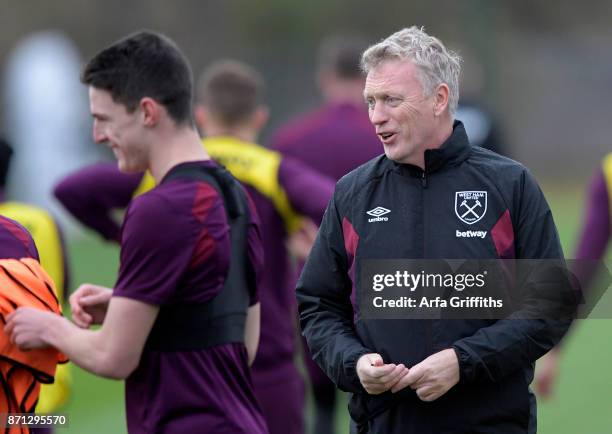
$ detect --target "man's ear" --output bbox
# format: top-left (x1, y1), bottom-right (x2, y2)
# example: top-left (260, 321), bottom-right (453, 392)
top-left (433, 83), bottom-right (450, 116)
top-left (140, 97), bottom-right (161, 127)
top-left (252, 106), bottom-right (269, 132)
top-left (194, 104), bottom-right (208, 133)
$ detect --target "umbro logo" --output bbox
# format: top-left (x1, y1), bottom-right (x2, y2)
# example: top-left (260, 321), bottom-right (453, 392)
top-left (367, 207), bottom-right (390, 217)
top-left (367, 206), bottom-right (390, 222)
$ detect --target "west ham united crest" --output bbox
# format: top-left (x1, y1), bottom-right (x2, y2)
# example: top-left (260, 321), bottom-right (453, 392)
top-left (455, 191), bottom-right (487, 224)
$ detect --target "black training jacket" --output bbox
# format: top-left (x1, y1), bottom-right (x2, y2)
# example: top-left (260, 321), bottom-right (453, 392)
top-left (296, 122), bottom-right (572, 434)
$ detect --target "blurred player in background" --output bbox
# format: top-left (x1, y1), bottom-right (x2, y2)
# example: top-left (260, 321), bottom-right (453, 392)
top-left (535, 153), bottom-right (612, 398)
top-left (270, 34), bottom-right (380, 181)
top-left (269, 34), bottom-right (381, 434)
top-left (0, 137), bottom-right (71, 433)
top-left (194, 60), bottom-right (333, 434)
top-left (8, 31), bottom-right (268, 433)
top-left (453, 45), bottom-right (507, 157)
top-left (54, 59), bottom-right (335, 434)
top-left (455, 100), bottom-right (506, 156)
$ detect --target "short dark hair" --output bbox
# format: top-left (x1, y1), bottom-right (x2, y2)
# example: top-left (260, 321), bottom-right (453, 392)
top-left (0, 138), bottom-right (13, 189)
top-left (197, 60), bottom-right (264, 127)
top-left (82, 30), bottom-right (194, 125)
top-left (318, 34), bottom-right (368, 80)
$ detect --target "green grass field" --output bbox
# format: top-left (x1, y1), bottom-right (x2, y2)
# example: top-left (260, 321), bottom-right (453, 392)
top-left (58, 182), bottom-right (612, 433)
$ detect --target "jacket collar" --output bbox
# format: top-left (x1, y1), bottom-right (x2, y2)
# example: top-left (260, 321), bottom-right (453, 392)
top-left (389, 120), bottom-right (471, 177)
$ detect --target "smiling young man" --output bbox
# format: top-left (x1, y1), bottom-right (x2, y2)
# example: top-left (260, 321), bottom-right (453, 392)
top-left (296, 27), bottom-right (572, 433)
top-left (7, 31), bottom-right (268, 434)
top-left (52, 59), bottom-right (335, 434)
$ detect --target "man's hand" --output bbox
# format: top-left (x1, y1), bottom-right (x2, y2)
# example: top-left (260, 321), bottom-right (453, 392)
top-left (391, 348), bottom-right (460, 401)
top-left (287, 218), bottom-right (319, 261)
top-left (5, 307), bottom-right (58, 350)
top-left (356, 353), bottom-right (408, 395)
top-left (534, 348), bottom-right (560, 400)
top-left (69, 284), bottom-right (113, 328)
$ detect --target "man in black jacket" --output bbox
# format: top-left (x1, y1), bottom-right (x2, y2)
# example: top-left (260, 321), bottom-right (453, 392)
top-left (296, 26), bottom-right (572, 434)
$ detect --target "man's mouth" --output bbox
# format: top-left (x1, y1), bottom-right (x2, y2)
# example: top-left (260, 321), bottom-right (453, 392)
top-left (378, 132), bottom-right (396, 143)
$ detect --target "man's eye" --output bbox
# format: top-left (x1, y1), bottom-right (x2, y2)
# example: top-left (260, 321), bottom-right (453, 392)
top-left (386, 97), bottom-right (400, 105)
top-left (366, 99), bottom-right (375, 109)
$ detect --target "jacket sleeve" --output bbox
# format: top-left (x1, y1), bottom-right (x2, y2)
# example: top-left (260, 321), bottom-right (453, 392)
top-left (575, 167), bottom-right (610, 262)
top-left (54, 163), bottom-right (143, 242)
top-left (296, 189), bottom-right (371, 393)
top-left (279, 156), bottom-right (335, 224)
top-left (452, 169), bottom-right (573, 383)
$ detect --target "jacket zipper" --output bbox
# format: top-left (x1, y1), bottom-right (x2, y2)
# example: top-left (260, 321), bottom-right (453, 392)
top-left (420, 169), bottom-right (433, 356)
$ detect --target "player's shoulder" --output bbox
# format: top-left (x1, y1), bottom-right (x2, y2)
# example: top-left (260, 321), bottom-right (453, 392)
top-left (334, 154), bottom-right (389, 200)
top-left (464, 147), bottom-right (548, 209)
top-left (129, 183), bottom-right (190, 222)
top-left (122, 187), bottom-right (202, 248)
top-left (0, 214), bottom-right (29, 234)
top-left (127, 188), bottom-right (174, 222)
top-left (0, 201), bottom-right (55, 222)
top-left (466, 146), bottom-right (530, 184)
top-left (131, 173), bottom-right (223, 224)
top-left (468, 146), bottom-right (523, 170)
top-left (271, 107), bottom-right (329, 148)
top-left (278, 152), bottom-right (325, 178)
top-left (0, 215), bottom-right (37, 257)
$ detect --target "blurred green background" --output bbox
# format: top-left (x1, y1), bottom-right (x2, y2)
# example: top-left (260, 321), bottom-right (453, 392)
top-left (59, 183), bottom-right (612, 434)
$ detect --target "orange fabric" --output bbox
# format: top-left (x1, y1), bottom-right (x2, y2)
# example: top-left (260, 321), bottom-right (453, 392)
top-left (0, 258), bottom-right (67, 432)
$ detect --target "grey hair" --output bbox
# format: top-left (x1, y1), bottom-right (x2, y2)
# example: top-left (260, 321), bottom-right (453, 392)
top-left (361, 26), bottom-right (462, 115)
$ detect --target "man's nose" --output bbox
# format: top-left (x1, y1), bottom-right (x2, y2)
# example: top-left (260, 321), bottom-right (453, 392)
top-left (369, 103), bottom-right (388, 125)
top-left (92, 122), bottom-right (107, 143)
